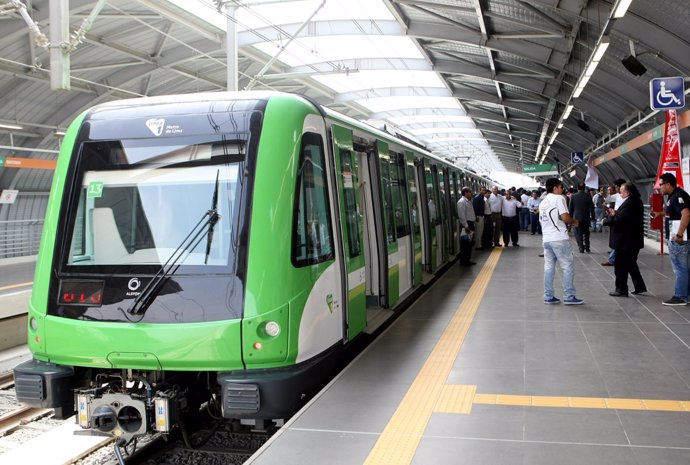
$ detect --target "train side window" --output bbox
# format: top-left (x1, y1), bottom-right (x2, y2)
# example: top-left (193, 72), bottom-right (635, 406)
top-left (339, 148), bottom-right (361, 258)
top-left (425, 166), bottom-right (438, 226)
top-left (407, 161), bottom-right (420, 236)
top-left (292, 133), bottom-right (335, 267)
top-left (390, 152), bottom-right (411, 238)
top-left (438, 169), bottom-right (447, 222)
top-left (379, 154), bottom-right (397, 244)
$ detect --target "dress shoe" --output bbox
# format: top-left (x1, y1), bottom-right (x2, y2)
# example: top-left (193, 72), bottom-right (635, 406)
top-left (631, 289), bottom-right (647, 295)
top-left (601, 261), bottom-right (613, 266)
top-left (609, 290), bottom-right (628, 297)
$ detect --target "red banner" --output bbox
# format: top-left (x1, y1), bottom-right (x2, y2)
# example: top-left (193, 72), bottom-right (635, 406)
top-left (653, 109), bottom-right (683, 189)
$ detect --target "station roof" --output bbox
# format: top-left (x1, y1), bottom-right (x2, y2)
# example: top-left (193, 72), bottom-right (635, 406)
top-left (0, 0), bottom-right (688, 200)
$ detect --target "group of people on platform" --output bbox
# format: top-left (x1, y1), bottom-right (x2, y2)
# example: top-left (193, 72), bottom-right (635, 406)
top-left (456, 173), bottom-right (690, 309)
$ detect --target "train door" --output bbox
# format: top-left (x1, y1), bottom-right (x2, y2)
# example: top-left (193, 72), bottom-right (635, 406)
top-left (376, 141), bottom-right (400, 308)
top-left (431, 165), bottom-right (444, 268)
top-left (443, 168), bottom-right (455, 257)
top-left (355, 138), bottom-right (398, 310)
top-left (390, 150), bottom-right (413, 298)
top-left (406, 152), bottom-right (423, 286)
top-left (451, 171), bottom-right (460, 255)
top-left (331, 125), bottom-right (366, 340)
top-left (437, 168), bottom-right (449, 263)
top-left (420, 160), bottom-right (439, 272)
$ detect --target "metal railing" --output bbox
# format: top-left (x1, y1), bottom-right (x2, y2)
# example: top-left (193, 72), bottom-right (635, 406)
top-left (0, 220), bottom-right (44, 259)
top-left (643, 204), bottom-right (662, 242)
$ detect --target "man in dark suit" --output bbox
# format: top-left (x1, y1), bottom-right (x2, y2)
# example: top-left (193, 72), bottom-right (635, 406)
top-left (603, 182), bottom-right (646, 296)
top-left (569, 183), bottom-right (595, 253)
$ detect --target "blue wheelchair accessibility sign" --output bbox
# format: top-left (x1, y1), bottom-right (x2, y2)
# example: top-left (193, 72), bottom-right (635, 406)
top-left (650, 77), bottom-right (685, 111)
top-left (571, 151), bottom-right (584, 164)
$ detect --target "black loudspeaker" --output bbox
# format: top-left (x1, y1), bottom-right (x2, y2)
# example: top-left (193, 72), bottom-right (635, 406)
top-left (577, 119), bottom-right (590, 132)
top-left (621, 55), bottom-right (647, 76)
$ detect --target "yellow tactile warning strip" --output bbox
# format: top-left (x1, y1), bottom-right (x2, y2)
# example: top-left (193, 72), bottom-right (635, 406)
top-left (435, 384), bottom-right (477, 414)
top-left (363, 248), bottom-right (502, 465)
top-left (471, 391), bottom-right (690, 412)
top-left (0, 281), bottom-right (33, 292)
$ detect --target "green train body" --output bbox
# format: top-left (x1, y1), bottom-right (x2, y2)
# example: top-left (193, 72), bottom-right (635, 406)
top-left (14, 92), bottom-right (487, 441)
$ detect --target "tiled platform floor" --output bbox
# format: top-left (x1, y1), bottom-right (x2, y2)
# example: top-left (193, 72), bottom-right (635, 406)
top-left (248, 231), bottom-right (690, 465)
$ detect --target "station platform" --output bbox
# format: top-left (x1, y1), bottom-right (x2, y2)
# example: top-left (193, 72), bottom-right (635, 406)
top-left (247, 232), bottom-right (690, 465)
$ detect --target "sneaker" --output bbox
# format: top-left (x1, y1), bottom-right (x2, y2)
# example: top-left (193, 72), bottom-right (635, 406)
top-left (662, 296), bottom-right (688, 306)
top-left (563, 297), bottom-right (584, 305)
top-left (544, 297), bottom-right (561, 305)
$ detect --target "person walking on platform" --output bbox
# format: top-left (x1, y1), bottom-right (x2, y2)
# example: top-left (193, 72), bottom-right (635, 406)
top-left (520, 189), bottom-right (531, 231)
top-left (528, 190), bottom-right (542, 235)
top-left (653, 173), bottom-right (690, 305)
top-left (592, 187), bottom-right (606, 232)
top-left (603, 182), bottom-right (646, 297)
top-left (481, 188), bottom-right (493, 248)
top-left (502, 191), bottom-right (521, 246)
top-left (457, 187), bottom-right (476, 266)
top-left (472, 187), bottom-right (486, 250)
top-left (539, 178), bottom-right (583, 305)
top-left (489, 186), bottom-right (504, 247)
top-left (569, 183), bottom-right (595, 253)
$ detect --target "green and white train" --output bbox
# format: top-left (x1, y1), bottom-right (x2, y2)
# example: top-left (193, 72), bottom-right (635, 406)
top-left (14, 92), bottom-right (488, 443)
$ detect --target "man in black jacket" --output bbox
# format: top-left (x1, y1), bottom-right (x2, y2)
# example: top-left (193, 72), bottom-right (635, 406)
top-left (603, 182), bottom-right (646, 296)
top-left (472, 187), bottom-right (487, 250)
top-left (569, 183), bottom-right (595, 253)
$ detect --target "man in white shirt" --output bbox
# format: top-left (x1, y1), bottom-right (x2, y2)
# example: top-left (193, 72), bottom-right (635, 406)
top-left (502, 191), bottom-right (522, 246)
top-left (457, 187), bottom-right (476, 266)
top-left (539, 178), bottom-right (583, 305)
top-left (520, 190), bottom-right (531, 231)
top-left (489, 186), bottom-right (504, 247)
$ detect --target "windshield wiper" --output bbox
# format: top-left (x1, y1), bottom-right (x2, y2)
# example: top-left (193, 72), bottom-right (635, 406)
top-left (205, 170), bottom-right (220, 264)
top-left (125, 174), bottom-right (221, 317)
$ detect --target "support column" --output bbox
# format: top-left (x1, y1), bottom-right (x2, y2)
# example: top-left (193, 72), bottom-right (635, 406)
top-left (223, 2), bottom-right (238, 91)
top-left (50, 0), bottom-right (70, 90)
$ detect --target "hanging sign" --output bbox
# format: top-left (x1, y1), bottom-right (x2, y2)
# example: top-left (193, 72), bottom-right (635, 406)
top-left (0, 189), bottom-right (18, 204)
top-left (522, 163), bottom-right (558, 176)
top-left (653, 109), bottom-right (683, 189)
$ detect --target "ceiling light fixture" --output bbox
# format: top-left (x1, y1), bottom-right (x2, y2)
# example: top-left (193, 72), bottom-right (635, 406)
top-left (612, 0), bottom-right (634, 18)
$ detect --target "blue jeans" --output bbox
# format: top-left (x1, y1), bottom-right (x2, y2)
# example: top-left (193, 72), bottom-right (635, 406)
top-left (668, 239), bottom-right (690, 299)
top-left (594, 207), bottom-right (604, 231)
top-left (544, 240), bottom-right (576, 300)
top-left (520, 207), bottom-right (530, 231)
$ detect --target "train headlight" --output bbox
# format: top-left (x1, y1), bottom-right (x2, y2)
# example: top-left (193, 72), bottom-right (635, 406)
top-left (264, 321), bottom-right (281, 337)
top-left (29, 317), bottom-right (38, 331)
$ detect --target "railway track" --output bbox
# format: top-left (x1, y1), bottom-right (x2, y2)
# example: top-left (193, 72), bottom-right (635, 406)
top-left (0, 405), bottom-right (54, 437)
top-left (0, 371), bottom-right (14, 390)
top-left (109, 421), bottom-right (272, 465)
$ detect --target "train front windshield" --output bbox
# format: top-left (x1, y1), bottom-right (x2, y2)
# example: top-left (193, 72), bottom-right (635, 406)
top-left (65, 137), bottom-right (244, 271)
